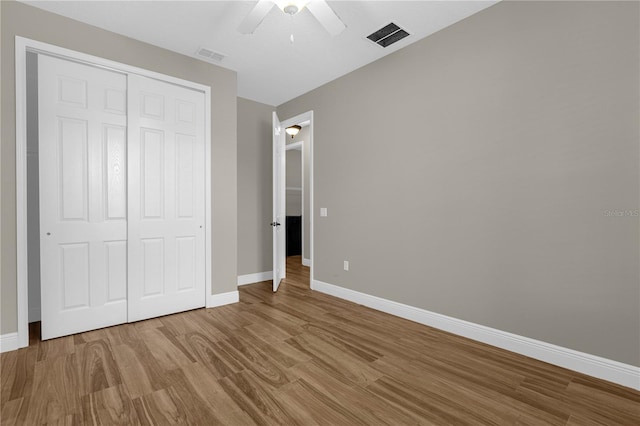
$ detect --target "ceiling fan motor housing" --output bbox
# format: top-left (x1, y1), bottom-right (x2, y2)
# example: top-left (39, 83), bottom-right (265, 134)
top-left (284, 4), bottom-right (299, 15)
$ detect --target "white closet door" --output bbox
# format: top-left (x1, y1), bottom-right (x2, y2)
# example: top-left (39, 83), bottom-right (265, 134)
top-left (38, 55), bottom-right (128, 340)
top-left (127, 75), bottom-right (206, 322)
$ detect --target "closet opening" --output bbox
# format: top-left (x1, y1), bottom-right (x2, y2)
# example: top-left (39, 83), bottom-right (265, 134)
top-left (16, 37), bottom-right (213, 347)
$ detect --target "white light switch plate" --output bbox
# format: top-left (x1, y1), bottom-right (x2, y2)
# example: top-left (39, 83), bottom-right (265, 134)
top-left (344, 260), bottom-right (349, 271)
top-left (320, 208), bottom-right (327, 217)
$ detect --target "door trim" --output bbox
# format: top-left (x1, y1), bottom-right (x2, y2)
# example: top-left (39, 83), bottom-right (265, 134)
top-left (279, 111), bottom-right (314, 287)
top-left (15, 36), bottom-right (213, 349)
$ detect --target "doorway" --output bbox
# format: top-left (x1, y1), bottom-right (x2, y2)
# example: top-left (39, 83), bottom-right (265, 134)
top-left (275, 112), bottom-right (314, 290)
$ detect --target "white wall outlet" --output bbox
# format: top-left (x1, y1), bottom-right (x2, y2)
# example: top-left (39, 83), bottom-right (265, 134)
top-left (343, 260), bottom-right (349, 271)
top-left (320, 207), bottom-right (327, 217)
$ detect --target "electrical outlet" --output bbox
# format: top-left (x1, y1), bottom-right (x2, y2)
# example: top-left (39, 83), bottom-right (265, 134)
top-left (344, 260), bottom-right (349, 271)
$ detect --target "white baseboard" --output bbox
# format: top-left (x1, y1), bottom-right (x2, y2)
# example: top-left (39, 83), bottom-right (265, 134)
top-left (302, 258), bottom-right (311, 267)
top-left (237, 271), bottom-right (273, 286)
top-left (29, 307), bottom-right (41, 323)
top-left (206, 290), bottom-right (239, 308)
top-left (0, 333), bottom-right (19, 353)
top-left (311, 279), bottom-right (640, 391)
top-left (4, 295), bottom-right (237, 352)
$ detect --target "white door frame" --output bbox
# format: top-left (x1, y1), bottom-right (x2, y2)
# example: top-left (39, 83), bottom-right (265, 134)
top-left (279, 111), bottom-right (314, 286)
top-left (14, 36), bottom-right (213, 349)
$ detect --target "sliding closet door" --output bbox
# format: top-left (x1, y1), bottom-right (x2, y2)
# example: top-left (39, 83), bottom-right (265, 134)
top-left (38, 55), bottom-right (128, 340)
top-left (127, 75), bottom-right (206, 322)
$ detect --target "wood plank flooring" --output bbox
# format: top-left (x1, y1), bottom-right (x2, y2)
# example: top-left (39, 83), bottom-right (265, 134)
top-left (2, 255), bottom-right (639, 425)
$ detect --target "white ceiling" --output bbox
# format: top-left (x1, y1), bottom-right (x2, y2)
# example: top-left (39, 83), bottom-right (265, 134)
top-left (23, 1), bottom-right (497, 106)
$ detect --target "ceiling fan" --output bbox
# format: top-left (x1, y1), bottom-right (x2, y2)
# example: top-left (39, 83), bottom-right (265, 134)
top-left (238, 0), bottom-right (346, 36)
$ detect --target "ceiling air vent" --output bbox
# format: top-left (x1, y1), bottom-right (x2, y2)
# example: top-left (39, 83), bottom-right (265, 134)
top-left (196, 47), bottom-right (226, 62)
top-left (367, 23), bottom-right (410, 48)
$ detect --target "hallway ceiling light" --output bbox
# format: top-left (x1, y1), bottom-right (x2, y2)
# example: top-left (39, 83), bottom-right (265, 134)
top-left (286, 125), bottom-right (302, 138)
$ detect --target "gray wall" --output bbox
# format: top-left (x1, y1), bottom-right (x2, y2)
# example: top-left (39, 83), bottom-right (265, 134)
top-left (237, 98), bottom-right (273, 276)
top-left (1, 1), bottom-right (238, 335)
top-left (287, 126), bottom-right (311, 260)
top-left (26, 52), bottom-right (41, 323)
top-left (278, 1), bottom-right (640, 366)
top-left (286, 149), bottom-right (302, 215)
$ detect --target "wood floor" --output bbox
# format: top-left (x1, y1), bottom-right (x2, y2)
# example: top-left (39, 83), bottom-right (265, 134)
top-left (1, 256), bottom-right (639, 425)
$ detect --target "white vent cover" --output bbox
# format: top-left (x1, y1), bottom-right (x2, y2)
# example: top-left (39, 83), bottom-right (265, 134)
top-left (196, 47), bottom-right (226, 62)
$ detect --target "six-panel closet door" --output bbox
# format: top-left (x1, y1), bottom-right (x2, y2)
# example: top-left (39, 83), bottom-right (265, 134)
top-left (38, 55), bottom-right (128, 340)
top-left (38, 54), bottom-right (206, 340)
top-left (127, 74), bottom-right (206, 322)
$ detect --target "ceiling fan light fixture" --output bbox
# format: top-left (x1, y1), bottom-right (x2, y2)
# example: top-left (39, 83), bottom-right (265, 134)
top-left (275, 0), bottom-right (310, 15)
top-left (285, 125), bottom-right (302, 138)
top-left (284, 4), bottom-right (298, 15)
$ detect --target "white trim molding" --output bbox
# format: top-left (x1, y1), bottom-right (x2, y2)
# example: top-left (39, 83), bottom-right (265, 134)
top-left (238, 271), bottom-right (273, 286)
top-left (206, 291), bottom-right (239, 308)
top-left (0, 333), bottom-right (20, 353)
top-left (302, 258), bottom-right (311, 267)
top-left (285, 140), bottom-right (303, 151)
top-left (311, 279), bottom-right (640, 391)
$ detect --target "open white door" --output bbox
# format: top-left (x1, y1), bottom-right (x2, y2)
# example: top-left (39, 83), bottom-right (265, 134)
top-left (272, 112), bottom-right (286, 292)
top-left (38, 55), bottom-right (128, 339)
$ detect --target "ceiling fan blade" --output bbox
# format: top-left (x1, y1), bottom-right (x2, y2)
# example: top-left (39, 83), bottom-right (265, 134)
top-left (238, 0), bottom-right (275, 34)
top-left (306, 0), bottom-right (346, 36)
